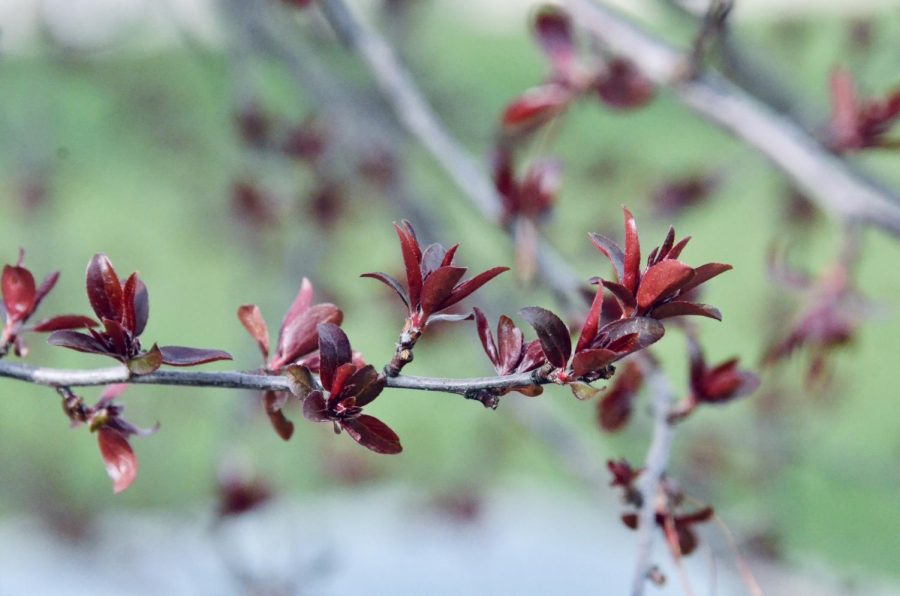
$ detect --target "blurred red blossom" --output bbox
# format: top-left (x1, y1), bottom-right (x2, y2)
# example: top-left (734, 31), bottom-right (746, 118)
top-left (828, 66), bottom-right (900, 152)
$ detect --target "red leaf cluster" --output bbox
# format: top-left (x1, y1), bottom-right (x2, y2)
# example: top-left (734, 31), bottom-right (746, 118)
top-left (62, 384), bottom-right (158, 494)
top-left (473, 307), bottom-right (546, 396)
top-left (590, 207), bottom-right (730, 321)
top-left (1, 249), bottom-right (94, 356)
top-left (828, 66), bottom-right (900, 152)
top-left (48, 254), bottom-right (232, 374)
top-left (301, 324), bottom-right (401, 454)
top-left (363, 220), bottom-right (508, 331)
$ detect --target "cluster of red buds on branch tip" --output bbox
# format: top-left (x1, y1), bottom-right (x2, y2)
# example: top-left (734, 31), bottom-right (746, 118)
top-left (1, 249), bottom-right (96, 357)
top-left (609, 458), bottom-right (714, 558)
top-left (60, 384), bottom-right (158, 494)
top-left (238, 277), bottom-right (345, 440)
top-left (48, 254), bottom-right (232, 374)
top-left (363, 220), bottom-right (508, 376)
top-left (828, 66), bottom-right (900, 152)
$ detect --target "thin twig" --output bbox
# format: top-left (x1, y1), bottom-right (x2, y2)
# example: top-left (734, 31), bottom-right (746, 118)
top-left (631, 366), bottom-right (678, 596)
top-left (0, 359), bottom-right (546, 399)
top-left (565, 0), bottom-right (900, 235)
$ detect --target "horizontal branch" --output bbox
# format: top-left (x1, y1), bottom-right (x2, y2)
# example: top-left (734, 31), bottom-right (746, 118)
top-left (0, 360), bottom-right (546, 399)
top-left (566, 0), bottom-right (900, 235)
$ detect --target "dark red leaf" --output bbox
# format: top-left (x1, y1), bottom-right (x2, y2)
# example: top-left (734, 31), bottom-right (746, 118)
top-left (589, 233), bottom-right (625, 282)
top-left (237, 304), bottom-right (270, 359)
top-left (47, 330), bottom-right (108, 355)
top-left (158, 346), bottom-right (233, 366)
top-left (572, 348), bottom-right (618, 377)
top-left (519, 306), bottom-right (571, 368)
top-left (97, 427), bottom-right (138, 494)
top-left (420, 266), bottom-right (467, 316)
top-left (33, 271), bottom-right (60, 310)
top-left (601, 280), bottom-right (636, 312)
top-left (30, 315), bottom-right (97, 332)
top-left (635, 260), bottom-right (694, 310)
top-left (501, 84), bottom-right (572, 132)
top-left (102, 318), bottom-right (128, 357)
top-left (341, 415), bottom-right (403, 455)
top-left (128, 344), bottom-right (163, 375)
top-left (302, 390), bottom-right (329, 423)
top-left (518, 340), bottom-right (546, 372)
top-left (346, 364), bottom-right (385, 407)
top-left (121, 273), bottom-right (139, 336)
top-left (622, 208), bottom-right (641, 294)
top-left (473, 307), bottom-right (499, 368)
top-left (317, 323), bottom-right (352, 392)
top-left (265, 391), bottom-right (295, 440)
top-left (2, 265), bottom-right (36, 322)
top-left (650, 301), bottom-right (722, 321)
top-left (576, 283), bottom-right (604, 353)
top-left (496, 315), bottom-right (524, 375)
top-left (444, 267), bottom-right (509, 308)
top-left (680, 262), bottom-right (732, 293)
top-left (86, 254), bottom-right (124, 323)
top-left (441, 244), bottom-right (459, 267)
top-left (599, 317), bottom-right (664, 352)
top-left (394, 221), bottom-right (424, 308)
top-left (328, 363), bottom-right (357, 406)
top-left (131, 277), bottom-right (149, 337)
top-left (361, 272), bottom-right (410, 311)
top-left (278, 278), bottom-right (314, 337)
top-left (668, 236), bottom-right (691, 260)
top-left (272, 303), bottom-right (343, 369)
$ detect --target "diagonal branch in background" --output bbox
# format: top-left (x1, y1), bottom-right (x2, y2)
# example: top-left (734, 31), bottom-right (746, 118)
top-left (566, 0), bottom-right (900, 235)
top-left (314, 0), bottom-right (583, 305)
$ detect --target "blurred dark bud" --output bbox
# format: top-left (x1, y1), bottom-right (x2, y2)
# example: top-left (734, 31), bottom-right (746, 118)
top-left (783, 186), bottom-right (820, 226)
top-left (217, 468), bottom-right (273, 518)
top-left (595, 58), bottom-right (655, 110)
top-left (432, 488), bottom-right (483, 524)
top-left (306, 182), bottom-right (345, 230)
top-left (321, 450), bottom-right (382, 486)
top-left (232, 180), bottom-right (278, 229)
top-left (828, 66), bottom-right (900, 152)
top-left (281, 118), bottom-right (328, 163)
top-left (357, 148), bottom-right (398, 189)
top-left (16, 174), bottom-right (50, 215)
top-left (847, 18), bottom-right (874, 52)
top-left (281, 0), bottom-right (313, 8)
top-left (234, 103), bottom-right (272, 149)
top-left (651, 173), bottom-right (719, 218)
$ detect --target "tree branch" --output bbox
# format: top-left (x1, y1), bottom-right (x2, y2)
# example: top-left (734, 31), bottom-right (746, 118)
top-left (0, 359), bottom-right (547, 399)
top-left (630, 365), bottom-right (678, 596)
top-left (566, 0), bottom-right (900, 235)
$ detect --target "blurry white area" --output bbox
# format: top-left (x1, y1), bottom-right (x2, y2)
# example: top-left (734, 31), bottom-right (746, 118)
top-left (0, 0), bottom-right (898, 54)
top-left (0, 485), bottom-right (896, 596)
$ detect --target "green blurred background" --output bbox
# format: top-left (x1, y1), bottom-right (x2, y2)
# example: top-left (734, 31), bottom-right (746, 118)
top-left (0, 0), bottom-right (898, 590)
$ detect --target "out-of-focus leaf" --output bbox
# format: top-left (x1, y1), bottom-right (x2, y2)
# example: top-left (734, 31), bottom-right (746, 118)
top-left (533, 5), bottom-right (576, 75)
top-left (97, 427), bottom-right (137, 494)
top-left (520, 306), bottom-right (571, 368)
top-left (158, 346), bottom-right (233, 366)
top-left (2, 265), bottom-right (36, 321)
top-left (265, 391), bottom-right (295, 440)
top-left (501, 84), bottom-right (571, 133)
top-left (237, 304), bottom-right (270, 359)
top-left (341, 415), bottom-right (403, 454)
top-left (86, 254), bottom-right (124, 322)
